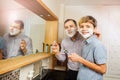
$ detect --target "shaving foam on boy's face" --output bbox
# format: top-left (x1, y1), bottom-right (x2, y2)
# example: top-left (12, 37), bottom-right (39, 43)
top-left (78, 22), bottom-right (94, 39)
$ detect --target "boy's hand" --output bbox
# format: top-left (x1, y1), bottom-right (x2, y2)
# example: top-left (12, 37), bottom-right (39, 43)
top-left (68, 53), bottom-right (82, 62)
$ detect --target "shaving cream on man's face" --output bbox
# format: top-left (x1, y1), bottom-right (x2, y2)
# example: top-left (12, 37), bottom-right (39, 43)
top-left (78, 28), bottom-right (94, 39)
top-left (9, 28), bottom-right (20, 36)
top-left (65, 28), bottom-right (77, 37)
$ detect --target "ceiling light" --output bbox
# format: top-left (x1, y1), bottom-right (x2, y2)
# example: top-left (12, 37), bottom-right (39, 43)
top-left (40, 15), bottom-right (43, 17)
top-left (47, 14), bottom-right (51, 16)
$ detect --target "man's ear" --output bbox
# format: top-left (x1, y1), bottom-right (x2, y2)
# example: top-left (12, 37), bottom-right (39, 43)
top-left (76, 26), bottom-right (78, 31)
top-left (77, 26), bottom-right (80, 31)
top-left (20, 28), bottom-right (24, 32)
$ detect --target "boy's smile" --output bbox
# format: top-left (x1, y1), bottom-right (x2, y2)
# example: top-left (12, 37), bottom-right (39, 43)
top-left (79, 22), bottom-right (94, 38)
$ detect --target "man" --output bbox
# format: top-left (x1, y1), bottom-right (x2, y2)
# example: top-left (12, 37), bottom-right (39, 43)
top-left (3, 20), bottom-right (33, 59)
top-left (52, 19), bottom-right (84, 80)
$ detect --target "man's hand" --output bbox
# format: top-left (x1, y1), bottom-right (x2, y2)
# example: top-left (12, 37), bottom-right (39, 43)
top-left (94, 28), bottom-right (102, 40)
top-left (52, 41), bottom-right (60, 55)
top-left (20, 39), bottom-right (27, 54)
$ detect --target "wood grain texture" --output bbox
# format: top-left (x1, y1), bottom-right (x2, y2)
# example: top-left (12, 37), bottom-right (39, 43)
top-left (0, 53), bottom-right (52, 75)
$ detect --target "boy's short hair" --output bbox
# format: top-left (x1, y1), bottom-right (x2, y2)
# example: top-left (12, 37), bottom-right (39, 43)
top-left (64, 19), bottom-right (77, 27)
top-left (78, 16), bottom-right (97, 28)
top-left (14, 20), bottom-right (24, 29)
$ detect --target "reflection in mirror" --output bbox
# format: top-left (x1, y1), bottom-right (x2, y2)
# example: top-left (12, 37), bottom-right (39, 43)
top-left (0, 0), bottom-right (46, 55)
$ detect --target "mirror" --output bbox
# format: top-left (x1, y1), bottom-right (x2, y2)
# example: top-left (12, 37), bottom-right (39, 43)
top-left (0, 0), bottom-right (46, 53)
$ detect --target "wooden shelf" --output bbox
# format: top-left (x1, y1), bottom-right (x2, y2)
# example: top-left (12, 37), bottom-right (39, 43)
top-left (0, 53), bottom-right (52, 75)
top-left (15, 0), bottom-right (58, 21)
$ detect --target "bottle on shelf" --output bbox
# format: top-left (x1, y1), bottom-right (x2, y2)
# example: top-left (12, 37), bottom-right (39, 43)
top-left (50, 44), bottom-right (52, 53)
top-left (45, 44), bottom-right (49, 53)
top-left (35, 49), bottom-right (39, 53)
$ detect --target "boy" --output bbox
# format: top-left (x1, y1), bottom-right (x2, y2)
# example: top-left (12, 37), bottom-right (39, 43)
top-left (69, 16), bottom-right (107, 80)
